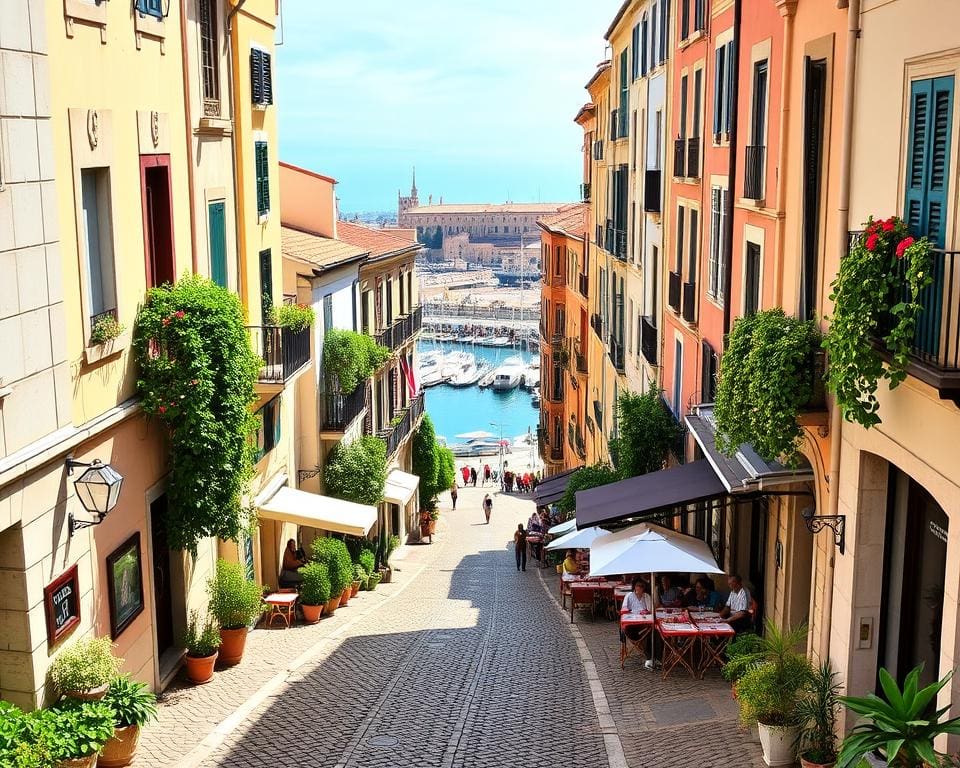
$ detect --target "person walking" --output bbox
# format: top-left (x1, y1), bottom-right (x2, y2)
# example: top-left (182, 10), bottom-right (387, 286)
top-left (470, 466), bottom-right (478, 487)
top-left (513, 524), bottom-right (527, 571)
top-left (482, 493), bottom-right (493, 524)
top-left (450, 480), bottom-right (458, 510)
top-left (461, 465), bottom-right (470, 486)
top-left (483, 464), bottom-right (491, 486)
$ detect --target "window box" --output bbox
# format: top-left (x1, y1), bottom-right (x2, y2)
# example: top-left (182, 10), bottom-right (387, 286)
top-left (84, 330), bottom-right (131, 366)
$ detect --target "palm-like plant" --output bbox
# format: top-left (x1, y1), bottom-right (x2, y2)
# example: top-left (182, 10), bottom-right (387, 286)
top-left (838, 666), bottom-right (960, 768)
top-left (795, 659), bottom-right (841, 764)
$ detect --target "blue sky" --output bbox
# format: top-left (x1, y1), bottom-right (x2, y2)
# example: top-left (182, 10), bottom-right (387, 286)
top-left (276, 1), bottom-right (621, 214)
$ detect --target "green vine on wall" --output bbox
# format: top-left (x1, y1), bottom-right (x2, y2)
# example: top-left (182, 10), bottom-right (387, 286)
top-left (558, 463), bottom-right (619, 517)
top-left (134, 274), bottom-right (260, 552)
top-left (824, 216), bottom-right (932, 428)
top-left (714, 308), bottom-right (821, 464)
top-left (322, 330), bottom-right (391, 394)
top-left (324, 435), bottom-right (388, 507)
top-left (609, 389), bottom-right (680, 477)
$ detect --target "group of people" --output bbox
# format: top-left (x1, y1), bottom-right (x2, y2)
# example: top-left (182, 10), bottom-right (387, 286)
top-left (455, 463), bottom-right (541, 495)
top-left (619, 572), bottom-right (753, 633)
top-left (501, 469), bottom-right (536, 493)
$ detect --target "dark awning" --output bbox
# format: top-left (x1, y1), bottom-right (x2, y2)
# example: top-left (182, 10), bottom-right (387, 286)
top-left (534, 465), bottom-right (582, 506)
top-left (574, 460), bottom-right (727, 529)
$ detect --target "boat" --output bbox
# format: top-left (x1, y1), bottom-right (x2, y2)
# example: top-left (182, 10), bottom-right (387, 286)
top-left (448, 360), bottom-right (489, 387)
top-left (419, 352), bottom-right (447, 387)
top-left (449, 438), bottom-right (512, 457)
top-left (477, 367), bottom-right (497, 388)
top-left (486, 336), bottom-right (512, 347)
top-left (520, 366), bottom-right (540, 391)
top-left (441, 351), bottom-right (474, 379)
top-left (531, 391), bottom-right (541, 408)
top-left (491, 356), bottom-right (524, 391)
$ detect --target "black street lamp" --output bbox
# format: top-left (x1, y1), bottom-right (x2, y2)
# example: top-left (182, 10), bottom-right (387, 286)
top-left (66, 457), bottom-right (123, 536)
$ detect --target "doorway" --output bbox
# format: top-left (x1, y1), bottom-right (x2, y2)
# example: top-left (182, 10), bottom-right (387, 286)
top-left (141, 156), bottom-right (175, 288)
top-left (149, 494), bottom-right (175, 659)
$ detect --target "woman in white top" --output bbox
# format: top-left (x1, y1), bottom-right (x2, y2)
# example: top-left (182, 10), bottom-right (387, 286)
top-left (621, 576), bottom-right (653, 615)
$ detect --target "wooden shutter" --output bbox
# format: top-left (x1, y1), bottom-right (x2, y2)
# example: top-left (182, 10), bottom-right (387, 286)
top-left (713, 48), bottom-right (722, 138)
top-left (650, 3), bottom-right (657, 69)
top-left (272, 398), bottom-right (282, 449)
top-left (688, 208), bottom-right (698, 280)
top-left (250, 49), bottom-right (263, 104)
top-left (262, 52), bottom-right (273, 105)
top-left (724, 42), bottom-right (735, 133)
top-left (709, 187), bottom-right (720, 295)
top-left (701, 340), bottom-right (713, 404)
top-left (680, 75), bottom-right (688, 138)
top-left (681, 0), bottom-right (689, 40)
top-left (676, 206), bottom-right (685, 274)
top-left (905, 77), bottom-right (954, 247)
top-left (641, 17), bottom-right (648, 77)
top-left (208, 201), bottom-right (227, 287)
top-left (255, 141), bottom-right (270, 215)
top-left (693, 69), bottom-right (702, 138)
top-left (259, 248), bottom-right (273, 323)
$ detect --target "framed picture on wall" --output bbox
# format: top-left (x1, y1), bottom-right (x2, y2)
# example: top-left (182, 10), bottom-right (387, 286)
top-left (106, 533), bottom-right (144, 639)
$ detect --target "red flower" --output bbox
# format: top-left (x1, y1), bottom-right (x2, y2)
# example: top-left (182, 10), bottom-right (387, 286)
top-left (896, 237), bottom-right (914, 259)
top-left (162, 318), bottom-right (170, 327)
top-left (866, 233), bottom-right (879, 252)
top-left (175, 310), bottom-right (185, 319)
top-left (158, 405), bottom-right (167, 415)
top-left (882, 219), bottom-right (895, 233)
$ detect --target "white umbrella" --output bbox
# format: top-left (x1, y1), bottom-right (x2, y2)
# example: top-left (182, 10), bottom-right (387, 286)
top-left (589, 522), bottom-right (724, 577)
top-left (456, 430), bottom-right (495, 440)
top-left (547, 518), bottom-right (576, 536)
top-left (546, 525), bottom-right (608, 550)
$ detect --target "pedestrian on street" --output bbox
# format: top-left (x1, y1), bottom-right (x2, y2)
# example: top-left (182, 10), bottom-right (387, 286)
top-left (483, 463), bottom-right (491, 485)
top-left (482, 493), bottom-right (493, 524)
top-left (470, 466), bottom-right (478, 486)
top-left (461, 465), bottom-right (470, 486)
top-left (450, 480), bottom-right (458, 510)
top-left (513, 524), bottom-right (527, 571)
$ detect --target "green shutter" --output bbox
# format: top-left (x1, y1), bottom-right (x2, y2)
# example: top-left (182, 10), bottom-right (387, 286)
top-left (262, 52), bottom-right (273, 105)
top-left (208, 201), bottom-right (227, 287)
top-left (251, 49), bottom-right (263, 104)
top-left (713, 47), bottom-right (722, 137)
top-left (259, 248), bottom-right (273, 323)
top-left (255, 141), bottom-right (270, 216)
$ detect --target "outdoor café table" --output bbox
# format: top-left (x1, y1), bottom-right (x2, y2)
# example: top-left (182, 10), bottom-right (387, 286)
top-left (692, 619), bottom-right (735, 678)
top-left (619, 612), bottom-right (654, 669)
top-left (688, 610), bottom-right (722, 621)
top-left (569, 582), bottom-right (601, 622)
top-left (594, 581), bottom-right (621, 619)
top-left (263, 591), bottom-right (298, 629)
top-left (657, 620), bottom-right (701, 679)
top-left (655, 607), bottom-right (685, 620)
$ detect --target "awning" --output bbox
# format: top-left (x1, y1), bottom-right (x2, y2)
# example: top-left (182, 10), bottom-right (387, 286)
top-left (258, 487), bottom-right (377, 537)
top-left (685, 404), bottom-right (815, 493)
top-left (533, 465), bottom-right (583, 506)
top-left (384, 469), bottom-right (420, 506)
top-left (575, 460), bottom-right (727, 529)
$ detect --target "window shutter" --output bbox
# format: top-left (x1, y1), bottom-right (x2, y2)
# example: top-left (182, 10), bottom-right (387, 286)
top-left (713, 48), bottom-right (722, 137)
top-left (272, 399), bottom-right (282, 448)
top-left (905, 80), bottom-right (931, 235)
top-left (904, 77), bottom-right (953, 247)
top-left (641, 17), bottom-right (648, 77)
top-left (680, 75), bottom-right (688, 139)
top-left (676, 206), bottom-right (685, 274)
top-left (681, 0), bottom-right (689, 40)
top-left (724, 42), bottom-right (735, 134)
top-left (262, 52), bottom-right (273, 105)
top-left (708, 187), bottom-right (720, 295)
top-left (718, 189), bottom-right (728, 303)
top-left (650, 3), bottom-right (657, 69)
top-left (688, 208), bottom-right (698, 280)
top-left (208, 201), bottom-right (227, 288)
top-left (259, 248), bottom-right (273, 324)
top-left (660, 0), bottom-right (668, 64)
top-left (250, 49), bottom-right (263, 104)
top-left (701, 340), bottom-right (713, 403)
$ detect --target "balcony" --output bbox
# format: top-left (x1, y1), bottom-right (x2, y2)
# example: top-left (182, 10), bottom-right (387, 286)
top-left (381, 392), bottom-right (424, 458)
top-left (578, 272), bottom-right (589, 297)
top-left (248, 325), bottom-right (311, 385)
top-left (608, 334), bottom-right (625, 372)
top-left (574, 340), bottom-right (588, 374)
top-left (322, 384), bottom-right (368, 432)
top-left (580, 182), bottom-right (591, 202)
top-left (687, 137), bottom-right (700, 179)
top-left (640, 316), bottom-right (658, 366)
top-left (590, 313), bottom-right (603, 340)
top-left (744, 145), bottom-right (765, 201)
top-left (550, 436), bottom-right (564, 462)
top-left (668, 271), bottom-right (682, 313)
top-left (673, 138), bottom-right (686, 178)
top-left (643, 169), bottom-right (661, 213)
top-left (682, 281), bottom-right (697, 325)
top-left (375, 305), bottom-right (422, 351)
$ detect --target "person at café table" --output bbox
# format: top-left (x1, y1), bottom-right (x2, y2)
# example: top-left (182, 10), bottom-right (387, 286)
top-left (684, 577), bottom-right (723, 611)
top-left (621, 576), bottom-right (653, 615)
top-left (527, 511), bottom-right (543, 533)
top-left (562, 549), bottom-right (579, 576)
top-left (657, 575), bottom-right (682, 607)
top-left (280, 538), bottom-right (306, 585)
top-left (719, 574), bottom-right (753, 632)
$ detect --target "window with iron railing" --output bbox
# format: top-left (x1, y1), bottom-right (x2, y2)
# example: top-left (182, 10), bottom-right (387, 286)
top-left (199, 0), bottom-right (219, 114)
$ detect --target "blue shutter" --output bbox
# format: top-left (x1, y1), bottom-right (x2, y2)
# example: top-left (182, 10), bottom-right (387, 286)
top-left (250, 49), bottom-right (263, 104)
top-left (713, 48), bottom-right (722, 137)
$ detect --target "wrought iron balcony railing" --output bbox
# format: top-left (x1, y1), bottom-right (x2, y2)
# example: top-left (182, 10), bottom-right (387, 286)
top-left (322, 384), bottom-right (367, 432)
top-left (248, 324), bottom-right (311, 384)
top-left (375, 305), bottom-right (422, 351)
top-left (673, 138), bottom-right (686, 178)
top-left (668, 271), bottom-right (682, 313)
top-left (608, 334), bottom-right (625, 372)
top-left (744, 145), bottom-right (765, 201)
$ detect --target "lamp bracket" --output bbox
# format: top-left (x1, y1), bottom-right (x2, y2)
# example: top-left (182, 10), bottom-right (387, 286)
top-left (804, 514), bottom-right (846, 554)
top-left (68, 512), bottom-right (103, 537)
top-left (297, 467), bottom-right (321, 484)
top-left (65, 456), bottom-right (101, 476)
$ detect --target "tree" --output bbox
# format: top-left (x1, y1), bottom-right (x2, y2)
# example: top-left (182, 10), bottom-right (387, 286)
top-left (558, 464), bottom-right (620, 516)
top-left (413, 414), bottom-right (440, 509)
top-left (609, 389), bottom-right (681, 477)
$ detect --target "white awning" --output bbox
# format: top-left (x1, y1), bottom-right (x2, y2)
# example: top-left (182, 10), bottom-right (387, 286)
top-left (258, 487), bottom-right (376, 537)
top-left (384, 469), bottom-right (420, 506)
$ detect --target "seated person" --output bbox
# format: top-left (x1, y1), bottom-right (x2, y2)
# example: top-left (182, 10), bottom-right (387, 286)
top-left (621, 576), bottom-right (653, 615)
top-left (719, 574), bottom-right (753, 632)
top-left (280, 538), bottom-right (306, 585)
top-left (562, 549), bottom-right (579, 577)
top-left (527, 511), bottom-right (543, 533)
top-left (657, 574), bottom-right (682, 607)
top-left (684, 577), bottom-right (723, 610)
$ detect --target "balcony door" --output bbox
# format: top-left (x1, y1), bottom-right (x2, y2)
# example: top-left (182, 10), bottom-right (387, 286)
top-left (141, 155), bottom-right (175, 289)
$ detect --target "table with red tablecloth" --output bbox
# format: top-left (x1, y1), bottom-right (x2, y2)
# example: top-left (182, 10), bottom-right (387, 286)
top-left (619, 611), bottom-right (654, 669)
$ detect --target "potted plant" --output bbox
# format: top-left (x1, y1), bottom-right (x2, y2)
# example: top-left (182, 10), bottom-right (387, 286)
top-left (99, 676), bottom-right (158, 767)
top-left (49, 699), bottom-right (116, 768)
top-left (367, 570), bottom-right (383, 590)
top-left (182, 611), bottom-right (220, 684)
top-left (837, 665), bottom-right (960, 768)
top-left (299, 562), bottom-right (331, 624)
top-left (358, 549), bottom-right (376, 590)
top-left (428, 509), bottom-right (439, 535)
top-left (724, 622), bottom-right (811, 767)
top-left (311, 538), bottom-right (352, 612)
top-left (49, 636), bottom-right (123, 701)
top-left (90, 314), bottom-right (125, 346)
top-left (351, 563), bottom-right (365, 597)
top-left (795, 659), bottom-right (840, 768)
top-left (207, 559), bottom-right (265, 666)
top-left (380, 534), bottom-right (401, 584)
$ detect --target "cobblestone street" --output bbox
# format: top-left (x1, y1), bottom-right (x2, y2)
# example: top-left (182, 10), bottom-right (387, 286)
top-left (138, 484), bottom-right (765, 767)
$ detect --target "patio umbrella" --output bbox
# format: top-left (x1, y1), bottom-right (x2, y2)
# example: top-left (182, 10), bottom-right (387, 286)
top-left (546, 525), bottom-right (608, 550)
top-left (548, 518), bottom-right (577, 536)
top-left (588, 522), bottom-right (724, 577)
top-left (456, 430), bottom-right (495, 440)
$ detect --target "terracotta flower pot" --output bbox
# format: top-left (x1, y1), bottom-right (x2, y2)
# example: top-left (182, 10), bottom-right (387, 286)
top-left (325, 596), bottom-right (340, 615)
top-left (800, 757), bottom-right (836, 768)
top-left (380, 566), bottom-right (392, 584)
top-left (55, 755), bottom-right (97, 768)
top-left (351, 580), bottom-right (361, 597)
top-left (339, 587), bottom-right (351, 607)
top-left (62, 682), bottom-right (109, 701)
top-left (184, 651), bottom-right (217, 684)
top-left (301, 603), bottom-right (323, 624)
top-left (99, 724), bottom-right (142, 768)
top-left (218, 626), bottom-right (248, 666)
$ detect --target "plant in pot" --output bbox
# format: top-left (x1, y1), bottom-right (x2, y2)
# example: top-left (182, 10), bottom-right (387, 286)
top-left (358, 549), bottom-right (376, 590)
top-left (99, 675), bottom-right (158, 768)
top-left (48, 699), bottom-right (116, 768)
top-left (181, 610), bottom-right (221, 684)
top-left (351, 563), bottom-right (366, 597)
top-left (207, 558), bottom-right (265, 666)
top-left (311, 538), bottom-right (352, 614)
top-left (724, 622), bottom-right (811, 767)
top-left (837, 665), bottom-right (960, 768)
top-left (795, 659), bottom-right (841, 768)
top-left (49, 636), bottom-right (123, 701)
top-left (428, 509), bottom-right (439, 534)
top-left (380, 534), bottom-right (401, 584)
top-left (299, 562), bottom-right (331, 624)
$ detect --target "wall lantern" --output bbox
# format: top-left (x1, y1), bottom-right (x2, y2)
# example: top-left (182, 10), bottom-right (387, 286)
top-left (67, 457), bottom-right (124, 536)
top-left (801, 506), bottom-right (846, 555)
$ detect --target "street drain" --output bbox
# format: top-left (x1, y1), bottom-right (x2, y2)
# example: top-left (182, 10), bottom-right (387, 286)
top-left (367, 735), bottom-right (399, 748)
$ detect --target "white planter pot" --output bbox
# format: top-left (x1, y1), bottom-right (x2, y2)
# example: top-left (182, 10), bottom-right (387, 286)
top-left (757, 722), bottom-right (798, 767)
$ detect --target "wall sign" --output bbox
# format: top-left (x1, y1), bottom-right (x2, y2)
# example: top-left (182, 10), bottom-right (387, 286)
top-left (44, 565), bottom-right (81, 647)
top-left (106, 533), bottom-right (145, 639)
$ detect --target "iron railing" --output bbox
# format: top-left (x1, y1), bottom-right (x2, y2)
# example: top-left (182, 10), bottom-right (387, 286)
top-left (644, 169), bottom-right (661, 213)
top-left (375, 305), bottom-right (422, 351)
top-left (383, 392), bottom-right (424, 458)
top-left (248, 324), bottom-right (311, 384)
top-left (89, 307), bottom-right (118, 336)
top-left (673, 138), bottom-right (686, 178)
top-left (615, 230), bottom-right (628, 260)
top-left (608, 334), bottom-right (625, 372)
top-left (640, 316), bottom-right (658, 366)
top-left (744, 145), bottom-right (765, 200)
top-left (668, 271), bottom-right (682, 312)
top-left (322, 384), bottom-right (368, 431)
top-left (682, 281), bottom-right (697, 325)
top-left (687, 137), bottom-right (700, 179)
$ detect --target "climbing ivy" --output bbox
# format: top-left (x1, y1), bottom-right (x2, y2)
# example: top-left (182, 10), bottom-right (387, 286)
top-left (324, 435), bottom-right (387, 507)
top-left (609, 389), bottom-right (680, 477)
top-left (322, 330), bottom-right (391, 394)
top-left (558, 463), bottom-right (619, 517)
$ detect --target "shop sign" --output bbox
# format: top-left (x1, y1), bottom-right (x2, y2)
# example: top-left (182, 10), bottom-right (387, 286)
top-left (44, 565), bottom-right (80, 647)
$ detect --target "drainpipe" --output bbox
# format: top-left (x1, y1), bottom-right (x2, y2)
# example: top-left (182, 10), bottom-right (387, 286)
top-left (821, 0), bottom-right (861, 660)
top-left (179, 1), bottom-right (199, 273)
top-left (773, 2), bottom-right (796, 307)
top-left (228, 1), bottom-right (248, 314)
top-left (721, 0), bottom-right (742, 335)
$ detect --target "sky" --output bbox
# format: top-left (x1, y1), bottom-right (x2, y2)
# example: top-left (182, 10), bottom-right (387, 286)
top-left (276, 0), bottom-right (622, 214)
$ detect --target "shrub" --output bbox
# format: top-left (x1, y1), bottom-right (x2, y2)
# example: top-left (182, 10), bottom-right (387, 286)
top-left (182, 611), bottom-right (220, 657)
top-left (358, 549), bottom-right (376, 577)
top-left (103, 675), bottom-right (158, 728)
top-left (385, 534), bottom-right (401, 565)
top-left (323, 329), bottom-right (391, 394)
top-left (49, 636), bottom-right (122, 695)
top-left (609, 389), bottom-right (680, 477)
top-left (324, 436), bottom-right (387, 506)
top-left (558, 464), bottom-right (619, 516)
top-left (134, 274), bottom-right (260, 551)
top-left (89, 314), bottom-right (124, 345)
top-left (352, 563), bottom-right (366, 584)
top-left (207, 559), bottom-right (265, 630)
top-left (413, 413), bottom-right (445, 510)
top-left (796, 659), bottom-right (841, 766)
top-left (269, 302), bottom-right (315, 332)
top-left (299, 562), bottom-right (331, 606)
top-left (311, 538), bottom-right (353, 596)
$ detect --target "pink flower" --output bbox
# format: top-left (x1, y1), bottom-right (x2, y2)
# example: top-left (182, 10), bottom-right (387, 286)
top-left (175, 310), bottom-right (185, 319)
top-left (866, 233), bottom-right (879, 252)
top-left (882, 219), bottom-right (895, 233)
top-left (896, 237), bottom-right (914, 259)
top-left (162, 318), bottom-right (170, 327)
top-left (158, 405), bottom-right (167, 415)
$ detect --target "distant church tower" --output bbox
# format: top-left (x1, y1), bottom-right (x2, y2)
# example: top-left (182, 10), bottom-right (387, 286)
top-left (397, 167), bottom-right (419, 225)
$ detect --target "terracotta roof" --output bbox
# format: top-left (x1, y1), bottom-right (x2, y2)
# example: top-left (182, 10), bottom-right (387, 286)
top-left (585, 60), bottom-right (612, 90)
top-left (574, 102), bottom-right (596, 124)
top-left (336, 220), bottom-right (422, 258)
top-left (537, 203), bottom-right (588, 237)
top-left (281, 226), bottom-right (367, 271)
top-left (403, 202), bottom-right (567, 215)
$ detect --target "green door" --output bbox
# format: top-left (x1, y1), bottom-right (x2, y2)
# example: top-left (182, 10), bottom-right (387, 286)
top-left (208, 201), bottom-right (227, 288)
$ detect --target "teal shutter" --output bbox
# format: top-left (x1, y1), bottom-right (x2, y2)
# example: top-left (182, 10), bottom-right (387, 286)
top-left (724, 42), bottom-right (735, 133)
top-left (905, 77), bottom-right (953, 247)
top-left (208, 201), bottom-right (227, 287)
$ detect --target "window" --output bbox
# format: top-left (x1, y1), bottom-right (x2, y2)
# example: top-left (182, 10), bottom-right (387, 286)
top-left (694, 0), bottom-right (706, 32)
top-left (905, 76), bottom-right (954, 247)
top-left (323, 294), bottom-right (333, 333)
top-left (688, 208), bottom-right (699, 281)
top-left (259, 248), bottom-right (273, 323)
top-left (641, 15), bottom-right (649, 77)
top-left (708, 186), bottom-right (728, 302)
top-left (631, 23), bottom-right (640, 81)
top-left (676, 206), bottom-right (685, 274)
top-left (659, 0), bottom-right (668, 65)
top-left (619, 49), bottom-right (629, 138)
top-left (81, 168), bottom-right (117, 326)
top-left (745, 242), bottom-right (761, 316)
top-left (713, 42), bottom-right (735, 139)
top-left (681, 0), bottom-right (689, 40)
top-left (361, 289), bottom-right (372, 334)
top-left (250, 46), bottom-right (273, 106)
top-left (800, 57), bottom-right (827, 320)
top-left (255, 140), bottom-right (270, 217)
top-left (135, 0), bottom-right (163, 19)
top-left (199, 0), bottom-right (219, 107)
top-left (672, 339), bottom-right (683, 417)
top-left (680, 75), bottom-right (688, 139)
top-left (650, 3), bottom-right (658, 71)
top-left (208, 200), bottom-right (227, 288)
top-left (752, 59), bottom-right (769, 145)
top-left (253, 397), bottom-right (281, 461)
top-left (693, 68), bottom-right (702, 138)
top-left (554, 245), bottom-right (562, 276)
top-left (141, 156), bottom-right (175, 289)
top-left (701, 341), bottom-right (718, 403)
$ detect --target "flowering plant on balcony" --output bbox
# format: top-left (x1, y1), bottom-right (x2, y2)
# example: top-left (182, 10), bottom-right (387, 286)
top-left (323, 329), bottom-right (391, 394)
top-left (824, 216), bottom-right (932, 428)
top-left (268, 303), bottom-right (315, 332)
top-left (89, 313), bottom-right (125, 345)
